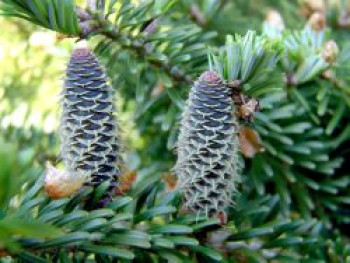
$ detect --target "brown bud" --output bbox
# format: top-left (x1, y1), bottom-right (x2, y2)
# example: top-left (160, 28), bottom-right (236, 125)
top-left (265, 9), bottom-right (285, 31)
top-left (45, 162), bottom-right (86, 199)
top-left (216, 211), bottom-right (228, 225)
top-left (238, 98), bottom-right (260, 122)
top-left (163, 173), bottom-right (178, 190)
top-left (307, 12), bottom-right (326, 31)
top-left (321, 69), bottom-right (333, 79)
top-left (0, 248), bottom-right (9, 258)
top-left (322, 40), bottom-right (339, 63)
top-left (151, 82), bottom-right (165, 97)
top-left (238, 127), bottom-right (264, 158)
top-left (115, 171), bottom-right (137, 196)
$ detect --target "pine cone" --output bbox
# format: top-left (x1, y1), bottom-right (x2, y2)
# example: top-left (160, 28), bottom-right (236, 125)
top-left (61, 48), bottom-right (122, 196)
top-left (174, 71), bottom-right (240, 217)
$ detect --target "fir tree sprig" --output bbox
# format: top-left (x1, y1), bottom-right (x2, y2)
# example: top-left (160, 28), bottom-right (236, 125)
top-left (208, 31), bottom-right (283, 97)
top-left (0, 0), bottom-right (80, 34)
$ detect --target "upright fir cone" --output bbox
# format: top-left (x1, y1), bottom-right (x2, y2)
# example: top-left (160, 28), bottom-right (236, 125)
top-left (174, 71), bottom-right (240, 217)
top-left (59, 48), bottom-right (122, 199)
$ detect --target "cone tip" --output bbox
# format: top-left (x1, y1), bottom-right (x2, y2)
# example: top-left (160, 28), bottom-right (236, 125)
top-left (72, 48), bottom-right (92, 58)
top-left (199, 71), bottom-right (222, 84)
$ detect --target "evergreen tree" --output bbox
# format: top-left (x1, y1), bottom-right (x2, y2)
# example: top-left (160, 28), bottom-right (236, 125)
top-left (0, 0), bottom-right (349, 262)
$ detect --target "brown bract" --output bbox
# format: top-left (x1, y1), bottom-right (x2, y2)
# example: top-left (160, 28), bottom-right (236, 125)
top-left (238, 127), bottom-right (264, 158)
top-left (116, 171), bottom-right (137, 195)
top-left (307, 12), bottom-right (326, 31)
top-left (163, 173), bottom-right (178, 190)
top-left (44, 162), bottom-right (85, 199)
top-left (0, 249), bottom-right (9, 258)
top-left (151, 82), bottom-right (165, 98)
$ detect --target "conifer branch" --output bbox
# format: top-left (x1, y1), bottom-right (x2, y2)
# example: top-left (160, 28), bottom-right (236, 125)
top-left (94, 18), bottom-right (193, 85)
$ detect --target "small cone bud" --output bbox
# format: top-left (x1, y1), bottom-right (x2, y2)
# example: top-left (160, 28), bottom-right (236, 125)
top-left (307, 12), bottom-right (326, 31)
top-left (238, 127), bottom-right (264, 158)
top-left (322, 40), bottom-right (339, 63)
top-left (115, 171), bottom-right (137, 195)
top-left (163, 173), bottom-right (178, 191)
